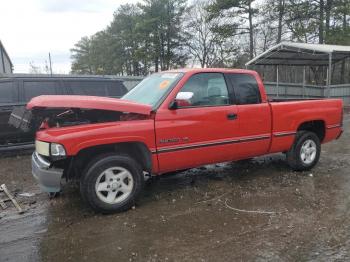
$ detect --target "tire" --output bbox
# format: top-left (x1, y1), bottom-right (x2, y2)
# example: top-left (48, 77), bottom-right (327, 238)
top-left (286, 131), bottom-right (321, 171)
top-left (80, 154), bottom-right (144, 214)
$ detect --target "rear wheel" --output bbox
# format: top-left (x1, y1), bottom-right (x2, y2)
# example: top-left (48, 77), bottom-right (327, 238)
top-left (286, 131), bottom-right (321, 171)
top-left (80, 154), bottom-right (144, 213)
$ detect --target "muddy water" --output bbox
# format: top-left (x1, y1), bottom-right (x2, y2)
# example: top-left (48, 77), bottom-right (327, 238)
top-left (1, 118), bottom-right (349, 261)
top-left (0, 156), bottom-right (47, 262)
top-left (0, 208), bottom-right (47, 261)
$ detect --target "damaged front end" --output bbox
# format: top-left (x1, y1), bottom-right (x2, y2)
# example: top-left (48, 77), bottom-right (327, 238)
top-left (10, 94), bottom-right (153, 133)
top-left (32, 151), bottom-right (64, 193)
top-left (9, 95), bottom-right (153, 193)
top-left (10, 103), bottom-right (151, 132)
top-left (10, 106), bottom-right (122, 131)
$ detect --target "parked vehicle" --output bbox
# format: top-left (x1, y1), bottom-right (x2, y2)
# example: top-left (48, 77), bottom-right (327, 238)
top-left (27, 69), bottom-right (343, 213)
top-left (0, 76), bottom-right (128, 148)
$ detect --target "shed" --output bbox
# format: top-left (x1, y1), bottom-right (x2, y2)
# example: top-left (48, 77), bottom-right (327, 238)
top-left (246, 42), bottom-right (350, 99)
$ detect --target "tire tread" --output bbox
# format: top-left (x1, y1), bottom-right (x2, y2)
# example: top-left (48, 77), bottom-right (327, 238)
top-left (80, 153), bottom-right (144, 214)
top-left (286, 131), bottom-right (321, 171)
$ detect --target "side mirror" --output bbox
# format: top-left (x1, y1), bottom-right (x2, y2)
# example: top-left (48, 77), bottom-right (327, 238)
top-left (169, 92), bottom-right (194, 109)
top-left (168, 100), bottom-right (178, 110)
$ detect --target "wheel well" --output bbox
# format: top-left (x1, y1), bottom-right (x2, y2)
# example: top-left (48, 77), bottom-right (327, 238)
top-left (297, 120), bottom-right (325, 142)
top-left (73, 142), bottom-right (152, 177)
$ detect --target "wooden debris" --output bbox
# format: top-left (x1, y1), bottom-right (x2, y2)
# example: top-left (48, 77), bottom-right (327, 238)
top-left (0, 184), bottom-right (24, 214)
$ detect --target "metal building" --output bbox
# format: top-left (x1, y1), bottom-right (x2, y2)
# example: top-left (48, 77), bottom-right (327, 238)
top-left (246, 42), bottom-right (350, 105)
top-left (0, 40), bottom-right (13, 74)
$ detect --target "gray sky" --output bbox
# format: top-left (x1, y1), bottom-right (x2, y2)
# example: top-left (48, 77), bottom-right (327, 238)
top-left (0, 0), bottom-right (139, 73)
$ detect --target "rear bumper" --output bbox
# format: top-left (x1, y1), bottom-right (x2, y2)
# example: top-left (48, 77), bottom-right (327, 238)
top-left (32, 152), bottom-right (63, 193)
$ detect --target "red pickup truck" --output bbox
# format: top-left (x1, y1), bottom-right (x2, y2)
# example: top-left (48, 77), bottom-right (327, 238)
top-left (28, 68), bottom-right (343, 213)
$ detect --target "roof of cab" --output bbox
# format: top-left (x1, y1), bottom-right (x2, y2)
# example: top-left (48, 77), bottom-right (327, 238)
top-left (164, 68), bottom-right (257, 74)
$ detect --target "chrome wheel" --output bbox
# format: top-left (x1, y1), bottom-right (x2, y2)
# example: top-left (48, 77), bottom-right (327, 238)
top-left (300, 139), bottom-right (317, 165)
top-left (95, 167), bottom-right (134, 204)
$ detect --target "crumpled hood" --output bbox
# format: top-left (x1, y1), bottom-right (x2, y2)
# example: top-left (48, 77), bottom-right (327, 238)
top-left (26, 95), bottom-right (152, 115)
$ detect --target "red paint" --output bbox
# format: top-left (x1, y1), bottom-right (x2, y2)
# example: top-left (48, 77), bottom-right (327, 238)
top-left (33, 69), bottom-right (343, 174)
top-left (27, 95), bottom-right (152, 115)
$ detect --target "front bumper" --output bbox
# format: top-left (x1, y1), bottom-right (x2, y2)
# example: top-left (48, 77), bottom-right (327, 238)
top-left (32, 152), bottom-right (64, 193)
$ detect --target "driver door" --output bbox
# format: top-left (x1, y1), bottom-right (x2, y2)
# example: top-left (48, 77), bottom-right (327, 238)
top-left (155, 72), bottom-right (239, 173)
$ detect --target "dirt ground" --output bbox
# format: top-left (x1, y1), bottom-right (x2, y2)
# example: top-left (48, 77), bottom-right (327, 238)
top-left (1, 117), bottom-right (349, 262)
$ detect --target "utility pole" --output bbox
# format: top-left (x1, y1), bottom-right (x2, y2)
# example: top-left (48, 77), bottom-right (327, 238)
top-left (48, 52), bottom-right (53, 76)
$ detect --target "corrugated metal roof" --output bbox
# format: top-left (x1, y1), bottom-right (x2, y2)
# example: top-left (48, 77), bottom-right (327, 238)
top-left (282, 42), bottom-right (350, 53)
top-left (246, 42), bottom-right (350, 66)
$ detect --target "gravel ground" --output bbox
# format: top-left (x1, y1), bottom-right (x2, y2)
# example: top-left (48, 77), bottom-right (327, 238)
top-left (0, 116), bottom-right (349, 262)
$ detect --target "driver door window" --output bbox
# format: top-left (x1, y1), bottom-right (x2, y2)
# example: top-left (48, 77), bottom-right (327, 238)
top-left (179, 73), bottom-right (229, 107)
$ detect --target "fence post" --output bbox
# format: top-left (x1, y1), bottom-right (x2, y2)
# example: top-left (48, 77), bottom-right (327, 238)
top-left (276, 65), bottom-right (279, 98)
top-left (302, 66), bottom-right (306, 98)
top-left (327, 53), bottom-right (332, 98)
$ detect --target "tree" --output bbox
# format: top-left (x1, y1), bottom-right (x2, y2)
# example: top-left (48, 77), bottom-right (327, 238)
top-left (325, 0), bottom-right (350, 44)
top-left (256, 0), bottom-right (289, 49)
top-left (184, 0), bottom-right (224, 67)
top-left (29, 61), bottom-right (42, 74)
top-left (327, 0), bottom-right (350, 82)
top-left (108, 4), bottom-right (145, 75)
top-left (208, 0), bottom-right (258, 59)
top-left (138, 0), bottom-right (188, 72)
top-left (71, 36), bottom-right (94, 74)
top-left (70, 0), bottom-right (350, 80)
top-left (276, 0), bottom-right (287, 43)
top-left (71, 1), bottom-right (189, 75)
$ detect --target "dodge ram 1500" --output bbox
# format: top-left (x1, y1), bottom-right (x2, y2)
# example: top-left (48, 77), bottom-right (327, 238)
top-left (27, 68), bottom-right (343, 213)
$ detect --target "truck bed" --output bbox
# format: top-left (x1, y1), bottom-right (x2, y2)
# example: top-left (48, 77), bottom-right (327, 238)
top-left (268, 98), bottom-right (343, 154)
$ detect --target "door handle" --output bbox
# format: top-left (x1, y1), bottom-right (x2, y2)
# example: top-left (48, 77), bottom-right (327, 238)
top-left (227, 113), bottom-right (237, 120)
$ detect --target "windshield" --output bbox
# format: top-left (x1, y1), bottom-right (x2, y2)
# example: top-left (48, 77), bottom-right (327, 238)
top-left (122, 72), bottom-right (183, 107)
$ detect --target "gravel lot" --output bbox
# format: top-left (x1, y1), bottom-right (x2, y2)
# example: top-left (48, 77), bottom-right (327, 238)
top-left (1, 116), bottom-right (349, 262)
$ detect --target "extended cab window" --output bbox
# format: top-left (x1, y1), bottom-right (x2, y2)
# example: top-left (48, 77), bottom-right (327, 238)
top-left (24, 81), bottom-right (57, 102)
top-left (0, 81), bottom-right (14, 103)
top-left (66, 81), bottom-right (107, 96)
top-left (107, 81), bottom-right (128, 97)
top-left (179, 73), bottom-right (229, 107)
top-left (227, 74), bottom-right (261, 105)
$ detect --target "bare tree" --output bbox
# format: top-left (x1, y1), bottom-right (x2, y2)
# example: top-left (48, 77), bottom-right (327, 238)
top-left (184, 0), bottom-right (239, 67)
top-left (29, 61), bottom-right (42, 74)
top-left (184, 0), bottom-right (218, 67)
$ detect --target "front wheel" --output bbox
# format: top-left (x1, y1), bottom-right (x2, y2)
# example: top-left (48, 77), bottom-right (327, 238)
top-left (80, 154), bottom-right (144, 213)
top-left (286, 131), bottom-right (321, 171)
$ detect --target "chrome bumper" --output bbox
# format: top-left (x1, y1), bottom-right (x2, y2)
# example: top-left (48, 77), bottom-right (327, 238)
top-left (32, 152), bottom-right (63, 193)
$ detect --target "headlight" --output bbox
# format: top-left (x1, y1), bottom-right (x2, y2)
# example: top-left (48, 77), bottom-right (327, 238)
top-left (50, 143), bottom-right (66, 157)
top-left (35, 140), bottom-right (50, 156)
